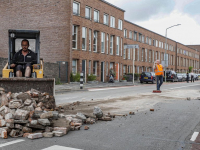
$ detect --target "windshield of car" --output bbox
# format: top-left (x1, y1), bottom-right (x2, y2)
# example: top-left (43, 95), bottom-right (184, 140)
top-left (141, 72), bottom-right (151, 76)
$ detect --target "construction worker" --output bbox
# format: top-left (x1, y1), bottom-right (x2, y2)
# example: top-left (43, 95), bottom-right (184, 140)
top-left (10, 39), bottom-right (37, 77)
top-left (153, 60), bottom-right (164, 91)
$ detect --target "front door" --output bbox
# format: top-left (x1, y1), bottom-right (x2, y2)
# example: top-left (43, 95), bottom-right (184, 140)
top-left (101, 62), bottom-right (104, 82)
top-left (82, 60), bottom-right (86, 82)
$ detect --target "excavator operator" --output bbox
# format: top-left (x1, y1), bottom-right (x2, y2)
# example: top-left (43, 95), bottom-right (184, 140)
top-left (10, 39), bottom-right (37, 77)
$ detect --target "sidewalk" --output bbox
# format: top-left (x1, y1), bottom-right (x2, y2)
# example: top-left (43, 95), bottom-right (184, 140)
top-left (55, 81), bottom-right (141, 93)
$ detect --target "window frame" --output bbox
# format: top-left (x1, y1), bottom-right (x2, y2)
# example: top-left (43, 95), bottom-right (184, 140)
top-left (93, 31), bottom-right (98, 52)
top-left (118, 19), bottom-right (123, 30)
top-left (104, 14), bottom-right (109, 25)
top-left (73, 1), bottom-right (80, 15)
top-left (72, 25), bottom-right (78, 49)
top-left (82, 27), bottom-right (87, 50)
top-left (110, 35), bottom-right (113, 55)
top-left (116, 36), bottom-right (119, 55)
top-left (110, 16), bottom-right (115, 28)
top-left (101, 32), bottom-right (105, 53)
top-left (94, 9), bottom-right (99, 22)
top-left (85, 6), bottom-right (91, 19)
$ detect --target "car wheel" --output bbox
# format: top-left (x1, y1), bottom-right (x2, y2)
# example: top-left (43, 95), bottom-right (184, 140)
top-left (152, 80), bottom-right (154, 84)
top-left (146, 82), bottom-right (148, 84)
top-left (140, 81), bottom-right (143, 83)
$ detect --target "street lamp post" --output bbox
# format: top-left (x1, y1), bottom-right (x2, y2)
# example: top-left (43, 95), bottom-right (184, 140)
top-left (164, 24), bottom-right (181, 82)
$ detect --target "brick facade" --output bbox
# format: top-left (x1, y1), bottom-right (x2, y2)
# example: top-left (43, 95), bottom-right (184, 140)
top-left (0, 0), bottom-right (199, 82)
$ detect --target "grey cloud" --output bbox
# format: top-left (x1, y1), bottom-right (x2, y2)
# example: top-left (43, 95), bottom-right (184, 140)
top-left (183, 0), bottom-right (200, 16)
top-left (109, 0), bottom-right (175, 21)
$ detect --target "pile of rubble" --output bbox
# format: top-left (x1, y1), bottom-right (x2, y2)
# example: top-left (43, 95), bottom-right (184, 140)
top-left (0, 88), bottom-right (113, 139)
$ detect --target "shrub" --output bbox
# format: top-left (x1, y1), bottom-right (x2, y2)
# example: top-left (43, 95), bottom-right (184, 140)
top-left (55, 77), bottom-right (62, 85)
top-left (87, 74), bottom-right (96, 81)
top-left (188, 66), bottom-right (193, 73)
top-left (122, 76), bottom-right (127, 80)
top-left (70, 72), bottom-right (80, 82)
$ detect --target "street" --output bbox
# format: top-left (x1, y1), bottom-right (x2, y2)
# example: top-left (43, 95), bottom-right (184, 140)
top-left (0, 81), bottom-right (200, 150)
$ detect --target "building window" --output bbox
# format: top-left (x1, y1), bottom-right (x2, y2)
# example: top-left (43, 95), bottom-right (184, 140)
top-left (134, 32), bottom-right (137, 41)
top-left (101, 32), bottom-right (105, 53)
top-left (110, 35), bottom-right (113, 55)
top-left (106, 62), bottom-right (108, 76)
top-left (153, 50), bottom-right (154, 62)
top-left (93, 31), bottom-right (97, 52)
top-left (128, 66), bottom-right (131, 73)
top-left (85, 6), bottom-right (91, 19)
top-left (137, 49), bottom-right (139, 61)
top-left (93, 61), bottom-right (98, 75)
top-left (89, 29), bottom-right (91, 51)
top-left (124, 29), bottom-right (127, 38)
top-left (145, 49), bottom-right (147, 62)
top-left (72, 25), bottom-right (78, 49)
top-left (156, 40), bottom-right (158, 47)
top-left (146, 37), bottom-right (148, 44)
top-left (118, 19), bottom-right (123, 30)
top-left (123, 66), bottom-right (126, 74)
top-left (89, 60), bottom-right (91, 75)
top-left (128, 48), bottom-right (130, 59)
top-left (123, 49), bottom-right (126, 59)
top-left (82, 27), bottom-right (87, 50)
top-left (149, 50), bottom-right (151, 62)
top-left (155, 51), bottom-right (158, 60)
top-left (153, 39), bottom-right (155, 46)
top-left (72, 59), bottom-right (77, 74)
top-left (142, 35), bottom-right (144, 43)
top-left (107, 34), bottom-right (109, 54)
top-left (142, 49), bottom-right (144, 61)
top-left (149, 38), bottom-right (151, 45)
top-left (121, 38), bottom-right (123, 56)
top-left (120, 64), bottom-right (122, 76)
top-left (104, 14), bottom-right (109, 25)
top-left (139, 34), bottom-right (142, 42)
top-left (116, 36), bottom-right (119, 55)
top-left (110, 16), bottom-right (115, 28)
top-left (73, 1), bottom-right (80, 15)
top-left (94, 10), bottom-right (99, 22)
top-left (129, 31), bottom-right (132, 39)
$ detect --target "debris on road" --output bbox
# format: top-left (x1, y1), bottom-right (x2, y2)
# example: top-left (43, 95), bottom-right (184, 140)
top-left (150, 109), bottom-right (154, 111)
top-left (0, 88), bottom-right (120, 140)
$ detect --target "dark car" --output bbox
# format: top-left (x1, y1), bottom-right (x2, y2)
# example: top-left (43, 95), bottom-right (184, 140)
top-left (164, 70), bottom-right (178, 82)
top-left (140, 72), bottom-right (155, 84)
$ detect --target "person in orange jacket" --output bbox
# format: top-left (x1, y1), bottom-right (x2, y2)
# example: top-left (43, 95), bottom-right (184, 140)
top-left (153, 60), bottom-right (164, 91)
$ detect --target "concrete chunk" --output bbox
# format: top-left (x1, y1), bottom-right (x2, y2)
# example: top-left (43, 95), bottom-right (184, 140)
top-left (93, 106), bottom-right (103, 118)
top-left (24, 99), bottom-right (32, 106)
top-left (40, 112), bottom-right (53, 119)
top-left (0, 120), bottom-right (6, 127)
top-left (43, 132), bottom-right (53, 138)
top-left (38, 119), bottom-right (50, 126)
top-left (53, 127), bottom-right (67, 134)
top-left (52, 131), bottom-right (64, 137)
top-left (28, 133), bottom-right (43, 139)
top-left (14, 109), bottom-right (30, 120)
top-left (5, 113), bottom-right (14, 120)
top-left (22, 127), bottom-right (32, 133)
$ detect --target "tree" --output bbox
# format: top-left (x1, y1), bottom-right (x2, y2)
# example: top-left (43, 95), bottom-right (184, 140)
top-left (188, 66), bottom-right (193, 73)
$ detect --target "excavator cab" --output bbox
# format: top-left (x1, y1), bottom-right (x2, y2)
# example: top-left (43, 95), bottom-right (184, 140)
top-left (0, 29), bottom-right (55, 95)
top-left (3, 29), bottom-right (43, 78)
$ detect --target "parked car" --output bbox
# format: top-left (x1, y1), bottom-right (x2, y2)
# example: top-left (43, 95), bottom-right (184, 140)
top-left (140, 72), bottom-right (155, 84)
top-left (164, 70), bottom-right (178, 82)
top-left (177, 73), bottom-right (186, 81)
top-left (177, 74), bottom-right (184, 82)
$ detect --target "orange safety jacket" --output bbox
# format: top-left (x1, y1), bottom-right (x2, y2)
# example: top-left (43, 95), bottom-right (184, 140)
top-left (154, 64), bottom-right (164, 76)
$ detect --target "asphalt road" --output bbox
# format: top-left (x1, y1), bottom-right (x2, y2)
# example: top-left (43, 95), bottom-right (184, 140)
top-left (0, 81), bottom-right (200, 150)
top-left (55, 81), bottom-right (200, 104)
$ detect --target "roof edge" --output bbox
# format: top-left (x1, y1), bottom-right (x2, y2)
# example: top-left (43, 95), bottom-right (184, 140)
top-left (100, 0), bottom-right (125, 12)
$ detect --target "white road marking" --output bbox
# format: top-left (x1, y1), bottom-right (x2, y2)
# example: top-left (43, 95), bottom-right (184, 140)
top-left (167, 84), bottom-right (200, 90)
top-left (0, 139), bottom-right (24, 148)
top-left (190, 132), bottom-right (199, 141)
top-left (42, 145), bottom-right (83, 150)
top-left (88, 86), bottom-right (132, 91)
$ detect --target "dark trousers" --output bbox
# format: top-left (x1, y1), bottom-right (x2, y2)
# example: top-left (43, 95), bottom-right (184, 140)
top-left (156, 75), bottom-right (163, 91)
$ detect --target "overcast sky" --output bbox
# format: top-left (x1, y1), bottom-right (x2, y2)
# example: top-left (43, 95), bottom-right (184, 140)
top-left (106, 0), bottom-right (200, 45)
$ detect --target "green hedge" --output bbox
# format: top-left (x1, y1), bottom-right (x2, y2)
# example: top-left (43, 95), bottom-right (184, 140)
top-left (87, 74), bottom-right (96, 81)
top-left (70, 72), bottom-right (80, 82)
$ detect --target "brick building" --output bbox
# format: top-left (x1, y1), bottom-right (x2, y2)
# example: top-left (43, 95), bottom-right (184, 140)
top-left (0, 0), bottom-right (199, 82)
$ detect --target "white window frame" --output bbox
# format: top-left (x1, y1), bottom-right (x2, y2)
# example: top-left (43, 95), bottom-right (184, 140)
top-left (110, 35), bottom-right (113, 55)
top-left (116, 36), bottom-right (119, 55)
top-left (142, 35), bottom-right (144, 43)
top-left (72, 59), bottom-right (77, 74)
top-left (124, 29), bottom-right (127, 38)
top-left (85, 6), bottom-right (91, 19)
top-left (107, 34), bottom-right (109, 54)
top-left (146, 37), bottom-right (148, 44)
top-left (110, 16), bottom-right (115, 28)
top-left (129, 31), bottom-right (132, 39)
top-left (149, 50), bottom-right (151, 62)
top-left (123, 49), bottom-right (126, 59)
top-left (89, 60), bottom-right (91, 75)
top-left (93, 61), bottom-right (98, 75)
top-left (121, 38), bottom-right (123, 56)
top-left (118, 19), bottom-right (123, 30)
top-left (134, 32), bottom-right (137, 41)
top-left (93, 31), bottom-right (97, 52)
top-left (82, 27), bottom-right (87, 50)
top-left (145, 49), bottom-right (147, 62)
top-left (72, 25), bottom-right (78, 49)
top-left (94, 9), bottom-right (99, 22)
top-left (106, 62), bottom-right (108, 76)
top-left (73, 1), bottom-right (80, 15)
top-left (101, 32), bottom-right (105, 53)
top-left (128, 48), bottom-right (130, 59)
top-left (142, 49), bottom-right (144, 61)
top-left (89, 29), bottom-right (91, 51)
top-left (104, 14), bottom-right (109, 25)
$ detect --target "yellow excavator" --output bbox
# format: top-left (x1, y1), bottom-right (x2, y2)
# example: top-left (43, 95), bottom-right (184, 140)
top-left (1, 29), bottom-right (55, 95)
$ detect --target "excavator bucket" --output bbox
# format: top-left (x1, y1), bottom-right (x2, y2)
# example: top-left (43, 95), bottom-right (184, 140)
top-left (0, 78), bottom-right (55, 96)
top-left (1, 29), bottom-right (55, 96)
